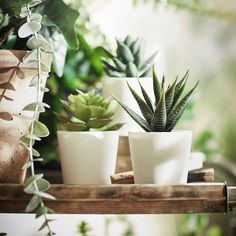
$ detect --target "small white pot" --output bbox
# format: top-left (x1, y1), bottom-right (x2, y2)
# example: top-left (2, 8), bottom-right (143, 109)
top-left (129, 131), bottom-right (194, 184)
top-left (102, 77), bottom-right (153, 135)
top-left (57, 131), bottom-right (119, 184)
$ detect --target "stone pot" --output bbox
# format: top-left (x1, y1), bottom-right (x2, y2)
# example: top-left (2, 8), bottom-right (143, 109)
top-left (0, 50), bottom-right (51, 184)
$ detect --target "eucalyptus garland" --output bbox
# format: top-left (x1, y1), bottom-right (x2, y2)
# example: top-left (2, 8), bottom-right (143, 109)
top-left (18, 0), bottom-right (55, 235)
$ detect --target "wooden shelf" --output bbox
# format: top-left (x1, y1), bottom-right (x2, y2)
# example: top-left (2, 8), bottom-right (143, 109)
top-left (0, 183), bottom-right (231, 214)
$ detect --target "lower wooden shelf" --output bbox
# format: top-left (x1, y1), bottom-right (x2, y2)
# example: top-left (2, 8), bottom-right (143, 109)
top-left (0, 183), bottom-right (231, 214)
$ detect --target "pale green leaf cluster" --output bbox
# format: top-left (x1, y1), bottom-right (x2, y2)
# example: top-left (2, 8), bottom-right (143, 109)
top-left (56, 90), bottom-right (123, 131)
top-left (23, 174), bottom-right (55, 235)
top-left (17, 2), bottom-right (55, 236)
top-left (115, 67), bottom-right (199, 132)
top-left (101, 35), bottom-right (157, 77)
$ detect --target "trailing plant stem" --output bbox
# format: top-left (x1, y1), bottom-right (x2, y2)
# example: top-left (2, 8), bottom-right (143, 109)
top-left (26, 36), bottom-right (53, 234)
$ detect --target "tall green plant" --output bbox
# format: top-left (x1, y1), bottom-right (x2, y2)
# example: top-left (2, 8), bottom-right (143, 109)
top-left (115, 67), bottom-right (198, 132)
top-left (100, 35), bottom-right (157, 77)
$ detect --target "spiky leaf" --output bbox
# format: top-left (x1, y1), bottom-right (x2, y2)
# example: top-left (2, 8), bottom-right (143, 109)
top-left (165, 78), bottom-right (177, 113)
top-left (151, 92), bottom-right (166, 131)
top-left (167, 81), bottom-right (199, 131)
top-left (138, 79), bottom-right (153, 112)
top-left (114, 96), bottom-right (151, 132)
top-left (127, 82), bottom-right (153, 124)
top-left (153, 67), bottom-right (161, 105)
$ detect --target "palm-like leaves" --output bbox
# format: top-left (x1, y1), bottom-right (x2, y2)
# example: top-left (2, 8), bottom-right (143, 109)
top-left (115, 67), bottom-right (199, 132)
top-left (55, 91), bottom-right (123, 131)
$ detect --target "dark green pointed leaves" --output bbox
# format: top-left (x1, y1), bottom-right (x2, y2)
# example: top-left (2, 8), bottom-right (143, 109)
top-left (151, 92), bottom-right (167, 131)
top-left (101, 36), bottom-right (156, 77)
top-left (115, 67), bottom-right (198, 132)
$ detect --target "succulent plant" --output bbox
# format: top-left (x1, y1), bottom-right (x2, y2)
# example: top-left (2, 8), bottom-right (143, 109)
top-left (56, 90), bottom-right (123, 131)
top-left (115, 67), bottom-right (199, 132)
top-left (101, 35), bottom-right (157, 77)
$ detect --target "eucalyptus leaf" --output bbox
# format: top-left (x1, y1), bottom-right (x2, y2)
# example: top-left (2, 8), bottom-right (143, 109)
top-left (25, 134), bottom-right (41, 141)
top-left (29, 75), bottom-right (40, 87)
top-left (25, 194), bottom-right (40, 213)
top-left (36, 206), bottom-right (54, 218)
top-left (22, 49), bottom-right (38, 63)
top-left (24, 178), bottom-right (50, 194)
top-left (24, 174), bottom-right (44, 191)
top-left (41, 62), bottom-right (51, 73)
top-left (30, 13), bottom-right (42, 23)
top-left (34, 191), bottom-right (56, 200)
top-left (28, 0), bottom-right (42, 7)
top-left (27, 35), bottom-right (52, 51)
top-left (23, 102), bottom-right (50, 112)
top-left (22, 161), bottom-right (32, 170)
top-left (33, 120), bottom-right (49, 137)
top-left (18, 21), bottom-right (41, 38)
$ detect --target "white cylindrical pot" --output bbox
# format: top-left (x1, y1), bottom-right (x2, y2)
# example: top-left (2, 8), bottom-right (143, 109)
top-left (129, 131), bottom-right (192, 184)
top-left (102, 77), bottom-right (153, 135)
top-left (57, 131), bottom-right (119, 184)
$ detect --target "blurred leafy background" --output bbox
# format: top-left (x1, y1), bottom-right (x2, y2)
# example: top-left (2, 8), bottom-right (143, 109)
top-left (1, 0), bottom-right (235, 235)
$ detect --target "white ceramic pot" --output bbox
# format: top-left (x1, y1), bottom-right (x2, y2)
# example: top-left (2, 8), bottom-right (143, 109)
top-left (57, 131), bottom-right (119, 184)
top-left (102, 77), bottom-right (153, 135)
top-left (129, 131), bottom-right (195, 184)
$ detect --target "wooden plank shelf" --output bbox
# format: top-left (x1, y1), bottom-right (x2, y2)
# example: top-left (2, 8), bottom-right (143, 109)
top-left (0, 183), bottom-right (232, 214)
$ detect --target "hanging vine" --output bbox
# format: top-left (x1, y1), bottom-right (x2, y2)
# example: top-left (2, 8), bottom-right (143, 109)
top-left (17, 0), bottom-right (55, 235)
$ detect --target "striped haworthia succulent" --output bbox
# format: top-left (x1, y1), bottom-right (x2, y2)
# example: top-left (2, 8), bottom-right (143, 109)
top-left (115, 67), bottom-right (199, 132)
top-left (100, 35), bottom-right (158, 77)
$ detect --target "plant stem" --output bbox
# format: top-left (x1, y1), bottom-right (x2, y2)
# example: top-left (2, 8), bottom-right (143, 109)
top-left (26, 4), bottom-right (54, 235)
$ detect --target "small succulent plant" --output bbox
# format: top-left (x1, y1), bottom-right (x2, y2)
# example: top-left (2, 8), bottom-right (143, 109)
top-left (115, 67), bottom-right (199, 132)
top-left (101, 35), bottom-right (157, 77)
top-left (56, 90), bottom-right (123, 131)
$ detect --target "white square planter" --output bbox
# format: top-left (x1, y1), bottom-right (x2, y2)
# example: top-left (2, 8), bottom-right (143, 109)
top-left (57, 131), bottom-right (119, 184)
top-left (129, 131), bottom-right (193, 184)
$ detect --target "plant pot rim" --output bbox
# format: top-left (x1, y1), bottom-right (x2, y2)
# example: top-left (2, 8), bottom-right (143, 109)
top-left (57, 130), bottom-right (119, 134)
top-left (103, 76), bottom-right (152, 81)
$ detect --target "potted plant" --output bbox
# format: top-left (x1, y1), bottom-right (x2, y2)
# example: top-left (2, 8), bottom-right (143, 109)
top-left (0, 0), bottom-right (78, 234)
top-left (56, 90), bottom-right (123, 184)
top-left (0, 0), bottom-right (79, 184)
top-left (101, 35), bottom-right (157, 135)
top-left (115, 67), bottom-right (199, 184)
